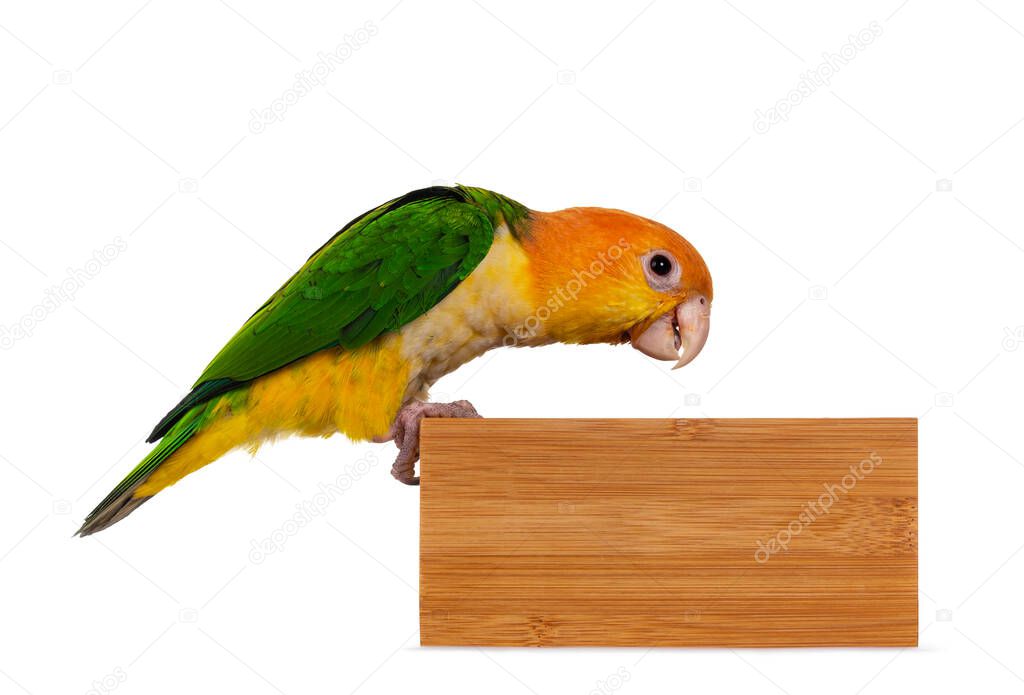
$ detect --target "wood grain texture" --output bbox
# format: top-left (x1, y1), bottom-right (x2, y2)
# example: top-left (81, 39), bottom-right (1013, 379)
top-left (419, 418), bottom-right (917, 647)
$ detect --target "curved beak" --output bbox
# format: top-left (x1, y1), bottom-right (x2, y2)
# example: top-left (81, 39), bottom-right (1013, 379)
top-left (629, 294), bottom-right (710, 369)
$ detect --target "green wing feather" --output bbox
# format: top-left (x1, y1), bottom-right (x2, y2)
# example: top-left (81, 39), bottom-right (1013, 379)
top-left (147, 186), bottom-right (512, 442)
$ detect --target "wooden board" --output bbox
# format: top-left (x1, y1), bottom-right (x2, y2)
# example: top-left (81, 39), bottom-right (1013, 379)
top-left (419, 418), bottom-right (917, 647)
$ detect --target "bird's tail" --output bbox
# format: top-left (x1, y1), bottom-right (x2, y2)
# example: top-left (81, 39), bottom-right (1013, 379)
top-left (77, 393), bottom-right (251, 536)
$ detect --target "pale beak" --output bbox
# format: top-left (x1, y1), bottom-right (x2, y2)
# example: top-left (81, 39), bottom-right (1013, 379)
top-left (629, 294), bottom-right (710, 369)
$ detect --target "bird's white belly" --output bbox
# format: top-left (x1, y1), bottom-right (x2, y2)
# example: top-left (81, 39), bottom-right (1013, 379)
top-left (397, 225), bottom-right (537, 402)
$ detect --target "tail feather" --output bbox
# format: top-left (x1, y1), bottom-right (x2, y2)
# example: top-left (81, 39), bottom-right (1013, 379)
top-left (77, 494), bottom-right (153, 537)
top-left (77, 414), bottom-right (203, 536)
top-left (147, 378), bottom-right (237, 443)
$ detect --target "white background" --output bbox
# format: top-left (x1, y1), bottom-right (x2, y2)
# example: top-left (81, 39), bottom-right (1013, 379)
top-left (1, 0), bottom-right (1023, 693)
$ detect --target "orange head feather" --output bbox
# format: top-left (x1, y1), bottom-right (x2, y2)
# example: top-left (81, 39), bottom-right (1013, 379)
top-left (520, 207), bottom-right (713, 366)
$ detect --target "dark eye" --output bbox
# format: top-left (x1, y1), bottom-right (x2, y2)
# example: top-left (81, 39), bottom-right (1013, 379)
top-left (649, 254), bottom-right (672, 276)
top-left (641, 249), bottom-right (681, 292)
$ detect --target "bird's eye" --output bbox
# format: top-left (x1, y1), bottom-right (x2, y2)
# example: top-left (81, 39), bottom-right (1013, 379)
top-left (649, 254), bottom-right (672, 276)
top-left (641, 249), bottom-right (681, 292)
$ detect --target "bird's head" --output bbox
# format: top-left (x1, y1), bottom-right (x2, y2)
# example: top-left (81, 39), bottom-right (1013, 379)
top-left (520, 207), bottom-right (712, 369)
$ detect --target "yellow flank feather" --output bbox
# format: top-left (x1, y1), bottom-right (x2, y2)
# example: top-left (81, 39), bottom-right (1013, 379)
top-left (135, 334), bottom-right (409, 496)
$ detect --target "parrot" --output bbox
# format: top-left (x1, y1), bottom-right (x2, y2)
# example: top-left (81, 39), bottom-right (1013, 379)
top-left (77, 185), bottom-right (712, 536)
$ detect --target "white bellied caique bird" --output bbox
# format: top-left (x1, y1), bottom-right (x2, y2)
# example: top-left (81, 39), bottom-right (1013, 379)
top-left (78, 186), bottom-right (712, 535)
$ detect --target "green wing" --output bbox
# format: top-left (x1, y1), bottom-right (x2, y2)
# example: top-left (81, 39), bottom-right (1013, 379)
top-left (147, 186), bottom-right (498, 442)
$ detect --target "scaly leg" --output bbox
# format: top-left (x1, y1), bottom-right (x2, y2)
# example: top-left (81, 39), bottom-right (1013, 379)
top-left (377, 400), bottom-right (481, 485)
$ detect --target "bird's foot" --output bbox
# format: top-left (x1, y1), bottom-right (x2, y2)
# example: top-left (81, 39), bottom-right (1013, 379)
top-left (377, 400), bottom-right (481, 485)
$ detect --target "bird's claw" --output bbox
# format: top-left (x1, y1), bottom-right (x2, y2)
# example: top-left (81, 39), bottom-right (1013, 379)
top-left (383, 400), bottom-right (481, 485)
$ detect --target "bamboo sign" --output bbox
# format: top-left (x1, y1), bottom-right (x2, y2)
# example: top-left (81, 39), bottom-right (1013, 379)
top-left (419, 418), bottom-right (917, 647)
